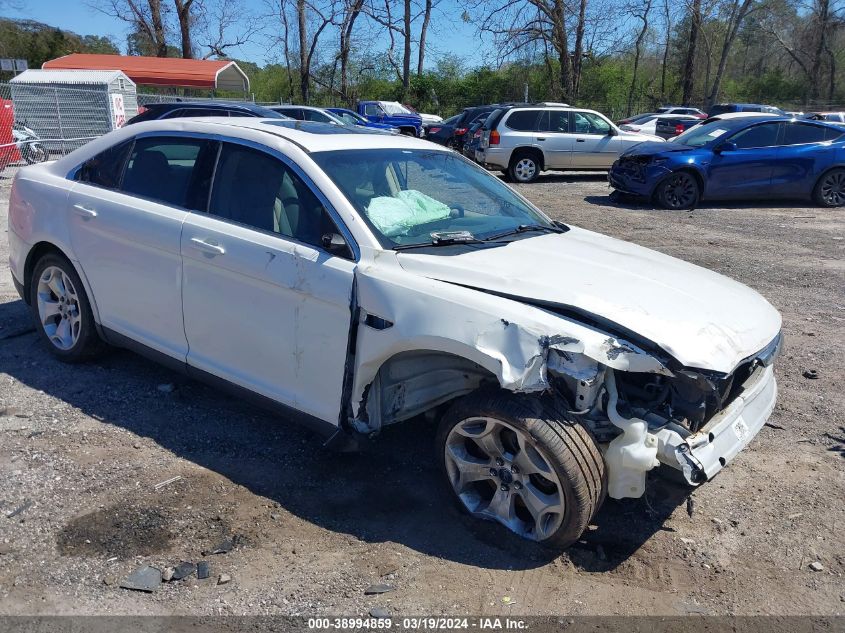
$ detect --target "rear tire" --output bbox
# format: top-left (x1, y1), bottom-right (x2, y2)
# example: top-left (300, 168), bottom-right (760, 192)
top-left (30, 253), bottom-right (106, 363)
top-left (508, 152), bottom-right (541, 183)
top-left (655, 171), bottom-right (700, 210)
top-left (436, 389), bottom-right (606, 549)
top-left (812, 168), bottom-right (845, 207)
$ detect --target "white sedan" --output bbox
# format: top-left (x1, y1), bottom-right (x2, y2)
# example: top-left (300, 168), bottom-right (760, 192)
top-left (7, 118), bottom-right (781, 548)
top-left (620, 113), bottom-right (699, 136)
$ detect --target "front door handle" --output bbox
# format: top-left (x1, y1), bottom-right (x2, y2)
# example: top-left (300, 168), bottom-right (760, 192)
top-left (72, 204), bottom-right (98, 218)
top-left (536, 137), bottom-right (547, 141)
top-left (576, 139), bottom-right (586, 143)
top-left (190, 237), bottom-right (225, 256)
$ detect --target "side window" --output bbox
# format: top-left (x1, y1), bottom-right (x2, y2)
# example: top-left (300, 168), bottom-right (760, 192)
top-left (208, 143), bottom-right (347, 255)
top-left (75, 139), bottom-right (133, 189)
top-left (504, 110), bottom-right (541, 131)
top-left (782, 123), bottom-right (830, 145)
top-left (121, 137), bottom-right (217, 209)
top-left (227, 109), bottom-right (255, 118)
top-left (364, 104), bottom-right (381, 116)
top-left (304, 109), bottom-right (328, 122)
top-left (730, 123), bottom-right (781, 148)
top-left (572, 111), bottom-right (611, 134)
top-left (538, 110), bottom-right (570, 133)
top-left (162, 108), bottom-right (185, 119)
top-left (825, 126), bottom-right (844, 141)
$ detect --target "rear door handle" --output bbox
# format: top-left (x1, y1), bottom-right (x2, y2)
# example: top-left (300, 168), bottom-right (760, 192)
top-left (190, 237), bottom-right (225, 256)
top-left (576, 139), bottom-right (586, 143)
top-left (536, 137), bottom-right (547, 141)
top-left (72, 204), bottom-right (98, 218)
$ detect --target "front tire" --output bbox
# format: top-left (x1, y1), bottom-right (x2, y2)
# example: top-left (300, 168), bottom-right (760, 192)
top-left (30, 253), bottom-right (106, 362)
top-left (813, 168), bottom-right (845, 207)
top-left (655, 171), bottom-right (700, 210)
top-left (437, 390), bottom-right (606, 549)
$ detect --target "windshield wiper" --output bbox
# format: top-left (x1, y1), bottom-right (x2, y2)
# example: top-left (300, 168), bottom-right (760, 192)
top-left (393, 230), bottom-right (502, 251)
top-left (483, 223), bottom-right (565, 241)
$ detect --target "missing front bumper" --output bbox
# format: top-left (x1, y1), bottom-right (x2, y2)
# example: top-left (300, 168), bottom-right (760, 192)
top-left (654, 364), bottom-right (777, 485)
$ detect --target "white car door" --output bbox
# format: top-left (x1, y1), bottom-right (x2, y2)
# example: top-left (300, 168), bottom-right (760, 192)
top-left (180, 141), bottom-right (356, 424)
top-left (570, 111), bottom-right (625, 169)
top-left (535, 110), bottom-right (573, 169)
top-left (67, 135), bottom-right (216, 360)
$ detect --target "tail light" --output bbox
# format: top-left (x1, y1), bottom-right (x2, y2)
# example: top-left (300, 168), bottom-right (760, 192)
top-left (455, 127), bottom-right (467, 135)
top-left (490, 129), bottom-right (500, 145)
top-left (429, 127), bottom-right (441, 134)
top-left (674, 123), bottom-right (685, 134)
top-left (137, 105), bottom-right (147, 114)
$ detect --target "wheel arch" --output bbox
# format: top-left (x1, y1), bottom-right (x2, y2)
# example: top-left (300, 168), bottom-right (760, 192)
top-left (650, 166), bottom-right (705, 200)
top-left (510, 145), bottom-right (545, 171)
top-left (22, 241), bottom-right (102, 326)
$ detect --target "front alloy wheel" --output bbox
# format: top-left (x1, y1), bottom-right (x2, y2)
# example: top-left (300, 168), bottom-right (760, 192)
top-left (509, 155), bottom-right (540, 183)
top-left (656, 171), bottom-right (700, 210)
top-left (437, 391), bottom-right (605, 548)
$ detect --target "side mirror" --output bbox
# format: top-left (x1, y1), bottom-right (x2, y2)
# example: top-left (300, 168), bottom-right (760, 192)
top-left (715, 141), bottom-right (737, 153)
top-left (607, 127), bottom-right (618, 137)
top-left (321, 232), bottom-right (350, 256)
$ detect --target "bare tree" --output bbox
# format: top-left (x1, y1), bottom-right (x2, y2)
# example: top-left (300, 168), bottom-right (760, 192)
top-left (705, 0), bottom-right (761, 106)
top-left (417, 0), bottom-right (432, 75)
top-left (92, 0), bottom-right (170, 56)
top-left (626, 0), bottom-right (653, 115)
top-left (680, 0), bottom-right (702, 104)
top-left (173, 0), bottom-right (195, 57)
top-left (337, 0), bottom-right (365, 103)
top-left (198, 0), bottom-right (261, 58)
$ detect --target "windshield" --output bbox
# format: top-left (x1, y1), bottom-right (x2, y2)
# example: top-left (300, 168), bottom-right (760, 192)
top-left (312, 149), bottom-right (554, 248)
top-left (382, 102), bottom-right (413, 115)
top-left (671, 117), bottom-right (751, 147)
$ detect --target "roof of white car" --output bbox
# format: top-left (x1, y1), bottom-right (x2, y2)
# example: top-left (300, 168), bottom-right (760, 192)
top-left (156, 117), bottom-right (438, 153)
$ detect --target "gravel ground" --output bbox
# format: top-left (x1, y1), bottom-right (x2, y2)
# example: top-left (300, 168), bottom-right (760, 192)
top-left (0, 165), bottom-right (843, 617)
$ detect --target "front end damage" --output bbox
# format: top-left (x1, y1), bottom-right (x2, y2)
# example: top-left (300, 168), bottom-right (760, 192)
top-left (348, 264), bottom-right (781, 499)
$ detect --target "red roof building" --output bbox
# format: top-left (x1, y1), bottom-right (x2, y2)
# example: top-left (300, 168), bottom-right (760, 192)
top-left (43, 54), bottom-right (249, 92)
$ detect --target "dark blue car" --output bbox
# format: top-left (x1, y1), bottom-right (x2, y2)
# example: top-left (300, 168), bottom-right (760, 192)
top-left (609, 116), bottom-right (845, 209)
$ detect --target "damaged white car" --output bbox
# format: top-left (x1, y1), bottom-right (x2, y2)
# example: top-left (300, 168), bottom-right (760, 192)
top-left (7, 118), bottom-right (782, 548)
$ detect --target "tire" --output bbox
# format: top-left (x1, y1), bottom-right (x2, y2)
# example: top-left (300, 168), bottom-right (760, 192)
top-left (508, 152), bottom-right (541, 183)
top-left (30, 253), bottom-right (106, 362)
top-left (436, 389), bottom-right (606, 549)
top-left (655, 171), bottom-right (700, 210)
top-left (812, 168), bottom-right (845, 207)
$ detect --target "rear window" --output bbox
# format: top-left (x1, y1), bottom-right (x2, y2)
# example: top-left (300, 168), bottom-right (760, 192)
top-left (783, 123), bottom-right (830, 145)
top-left (504, 110), bottom-right (541, 131)
top-left (708, 105), bottom-right (733, 116)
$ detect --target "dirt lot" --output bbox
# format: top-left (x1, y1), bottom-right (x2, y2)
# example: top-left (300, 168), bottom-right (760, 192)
top-left (0, 166), bottom-right (842, 617)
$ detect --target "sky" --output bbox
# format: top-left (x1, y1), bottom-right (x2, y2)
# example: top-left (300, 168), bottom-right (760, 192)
top-left (9, 0), bottom-right (488, 69)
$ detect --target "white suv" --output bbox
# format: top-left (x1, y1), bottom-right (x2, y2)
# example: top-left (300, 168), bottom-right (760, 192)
top-left (8, 118), bottom-right (780, 548)
top-left (476, 106), bottom-right (663, 182)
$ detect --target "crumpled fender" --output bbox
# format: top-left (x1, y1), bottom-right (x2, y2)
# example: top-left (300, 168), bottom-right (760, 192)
top-left (351, 253), bottom-right (670, 418)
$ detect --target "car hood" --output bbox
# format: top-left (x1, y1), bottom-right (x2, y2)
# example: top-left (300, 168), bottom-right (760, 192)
top-left (395, 228), bottom-right (781, 374)
top-left (621, 141), bottom-right (697, 157)
top-left (619, 132), bottom-right (664, 143)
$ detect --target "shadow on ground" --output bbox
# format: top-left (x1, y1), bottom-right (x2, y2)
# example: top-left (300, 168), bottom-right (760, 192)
top-left (0, 297), bottom-right (687, 571)
top-left (585, 191), bottom-right (820, 212)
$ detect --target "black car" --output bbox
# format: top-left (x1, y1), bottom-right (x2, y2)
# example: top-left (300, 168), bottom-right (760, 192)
top-left (427, 105), bottom-right (502, 150)
top-left (461, 118), bottom-right (487, 159)
top-left (127, 101), bottom-right (288, 124)
top-left (654, 117), bottom-right (701, 139)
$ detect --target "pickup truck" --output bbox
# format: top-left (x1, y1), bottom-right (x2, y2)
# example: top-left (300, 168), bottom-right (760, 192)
top-left (356, 101), bottom-right (424, 137)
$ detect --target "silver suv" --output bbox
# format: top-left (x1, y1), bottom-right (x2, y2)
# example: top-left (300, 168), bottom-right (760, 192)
top-left (476, 106), bottom-right (663, 183)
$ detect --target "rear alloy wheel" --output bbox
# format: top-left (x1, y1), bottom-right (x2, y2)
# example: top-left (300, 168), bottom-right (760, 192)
top-left (813, 168), bottom-right (845, 207)
top-left (30, 254), bottom-right (105, 362)
top-left (437, 391), bottom-right (605, 548)
top-left (656, 171), bottom-right (700, 210)
top-left (508, 154), bottom-right (540, 183)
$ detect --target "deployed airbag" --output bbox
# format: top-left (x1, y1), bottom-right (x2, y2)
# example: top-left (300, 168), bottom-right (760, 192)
top-left (366, 190), bottom-right (451, 237)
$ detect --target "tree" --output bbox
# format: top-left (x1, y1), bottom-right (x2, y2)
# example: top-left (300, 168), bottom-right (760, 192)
top-left (94, 0), bottom-right (170, 56)
top-left (705, 0), bottom-right (761, 106)
top-left (626, 0), bottom-right (653, 115)
top-left (680, 0), bottom-right (702, 104)
top-left (173, 0), bottom-right (195, 58)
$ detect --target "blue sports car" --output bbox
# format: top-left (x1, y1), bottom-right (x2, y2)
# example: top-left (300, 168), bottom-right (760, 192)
top-left (609, 116), bottom-right (845, 209)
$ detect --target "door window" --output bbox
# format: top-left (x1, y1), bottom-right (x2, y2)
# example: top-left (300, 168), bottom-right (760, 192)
top-left (304, 109), bottom-right (330, 122)
top-left (120, 137), bottom-right (217, 210)
top-left (730, 123), bottom-right (781, 148)
top-left (364, 104), bottom-right (382, 116)
top-left (782, 123), bottom-right (830, 145)
top-left (208, 143), bottom-right (346, 254)
top-left (537, 111), bottom-right (570, 133)
top-left (571, 111), bottom-right (611, 134)
top-left (75, 139), bottom-right (133, 189)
